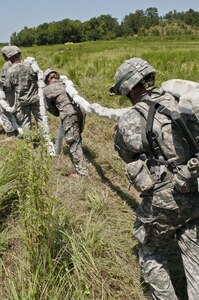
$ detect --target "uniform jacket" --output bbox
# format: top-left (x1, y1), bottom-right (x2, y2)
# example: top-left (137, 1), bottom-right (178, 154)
top-left (43, 80), bottom-right (78, 123)
top-left (4, 61), bottom-right (39, 106)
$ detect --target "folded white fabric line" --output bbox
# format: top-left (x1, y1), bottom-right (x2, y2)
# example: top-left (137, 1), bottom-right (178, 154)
top-left (55, 78), bottom-right (199, 154)
top-left (24, 57), bottom-right (56, 156)
top-left (161, 79), bottom-right (199, 116)
top-left (19, 62), bottom-right (199, 157)
top-left (89, 103), bottom-right (130, 121)
top-left (60, 75), bottom-right (92, 114)
top-left (90, 79), bottom-right (199, 121)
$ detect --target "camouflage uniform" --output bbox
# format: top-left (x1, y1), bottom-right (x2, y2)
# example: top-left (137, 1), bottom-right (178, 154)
top-left (0, 103), bottom-right (16, 133)
top-left (1, 61), bottom-right (12, 84)
top-left (0, 51), bottom-right (16, 135)
top-left (113, 58), bottom-right (199, 299)
top-left (43, 80), bottom-right (88, 176)
top-left (4, 61), bottom-right (42, 130)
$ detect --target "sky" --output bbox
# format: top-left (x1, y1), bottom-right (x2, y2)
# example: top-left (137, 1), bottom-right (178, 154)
top-left (1, 0), bottom-right (199, 43)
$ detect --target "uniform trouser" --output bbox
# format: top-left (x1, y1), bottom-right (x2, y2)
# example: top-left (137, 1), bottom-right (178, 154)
top-left (133, 188), bottom-right (199, 300)
top-left (136, 220), bottom-right (199, 300)
top-left (0, 108), bottom-right (16, 133)
top-left (62, 118), bottom-right (87, 174)
top-left (178, 221), bottom-right (199, 299)
top-left (138, 220), bottom-right (199, 300)
top-left (15, 102), bottom-right (42, 131)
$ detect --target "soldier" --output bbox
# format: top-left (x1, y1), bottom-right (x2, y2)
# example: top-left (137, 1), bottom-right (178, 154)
top-left (3, 46), bottom-right (42, 131)
top-left (0, 46), bottom-right (17, 138)
top-left (1, 46), bottom-right (12, 83)
top-left (43, 69), bottom-right (88, 176)
top-left (111, 57), bottom-right (199, 299)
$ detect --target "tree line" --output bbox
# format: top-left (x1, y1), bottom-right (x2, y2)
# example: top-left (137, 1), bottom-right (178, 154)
top-left (10, 8), bottom-right (199, 46)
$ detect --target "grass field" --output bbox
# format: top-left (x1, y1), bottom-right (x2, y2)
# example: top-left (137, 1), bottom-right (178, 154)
top-left (0, 36), bottom-right (199, 299)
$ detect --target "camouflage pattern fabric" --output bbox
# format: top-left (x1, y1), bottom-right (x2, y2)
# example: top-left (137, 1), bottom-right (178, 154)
top-left (43, 81), bottom-right (79, 120)
top-left (43, 81), bottom-right (88, 175)
top-left (4, 61), bottom-right (42, 130)
top-left (115, 89), bottom-right (199, 299)
top-left (0, 61), bottom-right (16, 133)
top-left (3, 46), bottom-right (21, 59)
top-left (0, 106), bottom-right (15, 133)
top-left (14, 102), bottom-right (42, 131)
top-left (110, 57), bottom-right (156, 95)
top-left (1, 61), bottom-right (15, 106)
top-left (1, 61), bottom-right (12, 83)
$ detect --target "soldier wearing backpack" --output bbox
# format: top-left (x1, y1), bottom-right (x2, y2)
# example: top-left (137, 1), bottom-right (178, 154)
top-left (111, 57), bottom-right (199, 299)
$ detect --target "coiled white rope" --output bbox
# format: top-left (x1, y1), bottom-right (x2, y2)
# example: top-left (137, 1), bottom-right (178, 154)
top-left (3, 57), bottom-right (199, 156)
top-left (24, 57), bottom-right (56, 156)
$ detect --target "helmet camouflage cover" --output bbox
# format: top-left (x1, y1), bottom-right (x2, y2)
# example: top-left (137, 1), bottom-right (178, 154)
top-left (2, 45), bottom-right (21, 59)
top-left (1, 45), bottom-right (11, 55)
top-left (109, 57), bottom-right (156, 95)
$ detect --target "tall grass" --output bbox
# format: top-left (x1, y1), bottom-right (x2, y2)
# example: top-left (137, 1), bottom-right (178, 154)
top-left (0, 134), bottom-right (143, 299)
top-left (0, 134), bottom-right (73, 299)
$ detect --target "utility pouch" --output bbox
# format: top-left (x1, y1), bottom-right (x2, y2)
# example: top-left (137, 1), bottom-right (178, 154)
top-left (125, 159), bottom-right (155, 192)
top-left (172, 161), bottom-right (199, 193)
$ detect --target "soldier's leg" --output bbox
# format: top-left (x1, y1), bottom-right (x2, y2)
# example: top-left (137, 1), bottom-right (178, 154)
top-left (31, 102), bottom-right (43, 126)
top-left (16, 106), bottom-right (32, 131)
top-left (139, 245), bottom-right (178, 300)
top-left (63, 120), bottom-right (88, 176)
top-left (0, 109), bottom-right (16, 136)
top-left (177, 219), bottom-right (199, 300)
top-left (134, 217), bottom-right (178, 300)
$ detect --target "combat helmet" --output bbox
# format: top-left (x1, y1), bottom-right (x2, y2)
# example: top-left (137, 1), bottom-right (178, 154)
top-left (43, 68), bottom-right (59, 84)
top-left (109, 57), bottom-right (156, 96)
top-left (3, 45), bottom-right (21, 59)
top-left (1, 45), bottom-right (11, 55)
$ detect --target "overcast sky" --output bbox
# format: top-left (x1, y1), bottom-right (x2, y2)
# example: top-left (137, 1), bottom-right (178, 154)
top-left (1, 0), bottom-right (199, 43)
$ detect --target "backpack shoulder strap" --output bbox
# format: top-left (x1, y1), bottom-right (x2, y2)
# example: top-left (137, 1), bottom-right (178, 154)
top-left (133, 106), bottom-right (149, 154)
top-left (134, 101), bottom-right (168, 164)
top-left (142, 98), bottom-right (199, 159)
top-left (140, 98), bottom-right (169, 162)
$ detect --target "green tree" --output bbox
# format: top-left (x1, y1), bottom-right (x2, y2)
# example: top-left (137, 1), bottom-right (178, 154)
top-left (82, 17), bottom-right (102, 41)
top-left (183, 9), bottom-right (199, 26)
top-left (10, 32), bottom-right (20, 46)
top-left (7, 7), bottom-right (199, 45)
top-left (122, 10), bottom-right (145, 35)
top-left (164, 9), bottom-right (199, 27)
top-left (12, 27), bottom-right (34, 46)
top-left (96, 15), bottom-right (120, 40)
top-left (145, 7), bottom-right (160, 28)
top-left (58, 19), bottom-right (82, 43)
top-left (27, 23), bottom-right (49, 45)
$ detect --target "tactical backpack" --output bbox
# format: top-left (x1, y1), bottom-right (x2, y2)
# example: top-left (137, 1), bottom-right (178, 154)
top-left (125, 92), bottom-right (199, 193)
